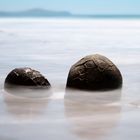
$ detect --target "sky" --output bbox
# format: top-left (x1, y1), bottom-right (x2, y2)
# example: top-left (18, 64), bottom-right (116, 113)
top-left (0, 0), bottom-right (140, 15)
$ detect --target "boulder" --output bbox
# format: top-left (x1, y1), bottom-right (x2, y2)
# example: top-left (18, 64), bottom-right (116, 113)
top-left (5, 67), bottom-right (51, 88)
top-left (66, 54), bottom-right (122, 90)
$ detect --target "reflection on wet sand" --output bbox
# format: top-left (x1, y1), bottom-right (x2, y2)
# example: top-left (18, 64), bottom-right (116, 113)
top-left (1, 90), bottom-right (80, 140)
top-left (4, 91), bottom-right (50, 121)
top-left (65, 89), bottom-right (122, 140)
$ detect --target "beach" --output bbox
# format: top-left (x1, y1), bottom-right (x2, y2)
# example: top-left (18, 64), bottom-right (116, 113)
top-left (0, 18), bottom-right (140, 140)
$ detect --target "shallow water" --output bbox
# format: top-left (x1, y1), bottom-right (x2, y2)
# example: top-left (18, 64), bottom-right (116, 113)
top-left (0, 18), bottom-right (140, 140)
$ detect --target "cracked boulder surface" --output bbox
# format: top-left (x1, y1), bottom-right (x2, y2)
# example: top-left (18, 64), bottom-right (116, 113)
top-left (5, 68), bottom-right (51, 88)
top-left (66, 54), bottom-right (122, 90)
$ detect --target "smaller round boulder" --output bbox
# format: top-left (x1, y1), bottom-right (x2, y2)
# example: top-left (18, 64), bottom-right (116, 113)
top-left (66, 54), bottom-right (122, 91)
top-left (5, 67), bottom-right (51, 88)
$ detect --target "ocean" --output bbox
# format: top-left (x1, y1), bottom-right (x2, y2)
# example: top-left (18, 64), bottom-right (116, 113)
top-left (0, 18), bottom-right (140, 140)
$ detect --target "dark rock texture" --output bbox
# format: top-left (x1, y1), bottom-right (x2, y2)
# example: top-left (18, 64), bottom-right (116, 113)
top-left (66, 54), bottom-right (122, 90)
top-left (5, 68), bottom-right (51, 88)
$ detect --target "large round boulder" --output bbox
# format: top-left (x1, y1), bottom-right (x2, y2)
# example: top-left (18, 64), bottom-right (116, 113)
top-left (66, 54), bottom-right (122, 90)
top-left (5, 67), bottom-right (51, 88)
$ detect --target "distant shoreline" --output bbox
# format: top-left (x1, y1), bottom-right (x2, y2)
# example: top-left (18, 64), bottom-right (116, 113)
top-left (0, 9), bottom-right (140, 19)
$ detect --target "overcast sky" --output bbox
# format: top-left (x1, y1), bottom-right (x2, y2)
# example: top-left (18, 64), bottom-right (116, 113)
top-left (0, 0), bottom-right (139, 15)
